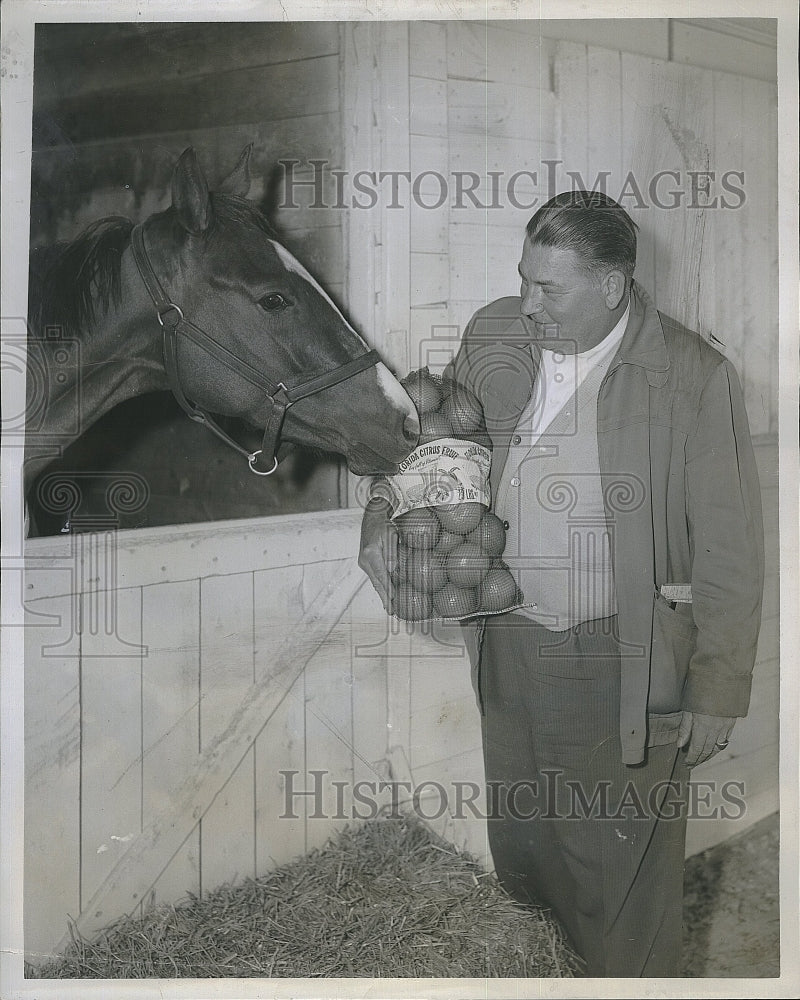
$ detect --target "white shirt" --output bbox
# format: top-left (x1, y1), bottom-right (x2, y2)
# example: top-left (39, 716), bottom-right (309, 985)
top-left (520, 299), bottom-right (630, 446)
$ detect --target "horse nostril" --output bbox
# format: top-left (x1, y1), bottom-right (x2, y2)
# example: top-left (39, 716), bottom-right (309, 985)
top-left (403, 411), bottom-right (420, 444)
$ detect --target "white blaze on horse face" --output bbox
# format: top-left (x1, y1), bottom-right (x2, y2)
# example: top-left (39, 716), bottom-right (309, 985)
top-left (269, 240), bottom-right (418, 422)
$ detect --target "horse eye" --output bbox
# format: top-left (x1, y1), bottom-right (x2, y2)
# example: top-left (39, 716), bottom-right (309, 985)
top-left (259, 293), bottom-right (288, 311)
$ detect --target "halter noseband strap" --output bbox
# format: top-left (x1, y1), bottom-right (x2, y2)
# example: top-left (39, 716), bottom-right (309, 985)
top-left (130, 223), bottom-right (380, 475)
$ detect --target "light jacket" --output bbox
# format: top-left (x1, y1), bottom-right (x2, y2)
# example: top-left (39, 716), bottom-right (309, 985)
top-left (444, 282), bottom-right (764, 764)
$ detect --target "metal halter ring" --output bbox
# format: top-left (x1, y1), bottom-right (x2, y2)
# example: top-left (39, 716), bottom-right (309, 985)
top-left (248, 451), bottom-right (279, 476)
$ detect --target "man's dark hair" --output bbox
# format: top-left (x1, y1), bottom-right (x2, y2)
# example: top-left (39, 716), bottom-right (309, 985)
top-left (526, 190), bottom-right (638, 280)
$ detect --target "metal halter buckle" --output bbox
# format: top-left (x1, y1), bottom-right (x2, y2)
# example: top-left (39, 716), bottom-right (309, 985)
top-left (248, 451), bottom-right (279, 476)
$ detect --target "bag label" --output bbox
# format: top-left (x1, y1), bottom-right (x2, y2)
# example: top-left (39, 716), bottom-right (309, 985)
top-left (386, 438), bottom-right (491, 520)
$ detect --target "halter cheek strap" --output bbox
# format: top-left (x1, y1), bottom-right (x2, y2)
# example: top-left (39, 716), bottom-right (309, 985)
top-left (130, 223), bottom-right (380, 475)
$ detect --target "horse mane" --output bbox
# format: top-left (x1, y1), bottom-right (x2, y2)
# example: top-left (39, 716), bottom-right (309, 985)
top-left (28, 216), bottom-right (134, 339)
top-left (28, 196), bottom-right (276, 339)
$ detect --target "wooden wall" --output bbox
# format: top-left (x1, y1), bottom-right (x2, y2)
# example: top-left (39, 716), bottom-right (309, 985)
top-left (29, 22), bottom-right (350, 529)
top-left (23, 17), bottom-right (781, 966)
top-left (24, 511), bottom-right (397, 961)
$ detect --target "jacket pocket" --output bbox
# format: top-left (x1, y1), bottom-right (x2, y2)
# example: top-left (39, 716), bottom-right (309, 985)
top-left (648, 592), bottom-right (697, 714)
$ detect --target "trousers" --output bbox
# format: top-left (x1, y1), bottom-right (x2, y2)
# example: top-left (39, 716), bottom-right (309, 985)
top-left (479, 612), bottom-right (690, 977)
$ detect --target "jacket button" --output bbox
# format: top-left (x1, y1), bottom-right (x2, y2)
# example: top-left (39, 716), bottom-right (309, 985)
top-left (510, 477), bottom-right (520, 487)
top-left (512, 434), bottom-right (522, 445)
top-left (502, 520), bottom-right (510, 530)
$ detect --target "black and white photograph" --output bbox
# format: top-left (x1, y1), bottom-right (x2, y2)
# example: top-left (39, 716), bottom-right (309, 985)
top-left (1, 1), bottom-right (797, 997)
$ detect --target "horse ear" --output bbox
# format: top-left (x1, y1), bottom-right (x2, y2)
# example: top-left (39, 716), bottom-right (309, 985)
top-left (218, 144), bottom-right (253, 198)
top-left (171, 148), bottom-right (213, 234)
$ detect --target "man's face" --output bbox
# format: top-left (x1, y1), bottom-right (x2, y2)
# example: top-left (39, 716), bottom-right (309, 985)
top-left (518, 238), bottom-right (621, 354)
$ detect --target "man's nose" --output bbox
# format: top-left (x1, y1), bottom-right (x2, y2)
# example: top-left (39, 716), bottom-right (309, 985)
top-left (521, 288), bottom-right (544, 316)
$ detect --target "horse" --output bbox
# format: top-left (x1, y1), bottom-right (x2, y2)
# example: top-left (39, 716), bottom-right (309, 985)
top-left (24, 146), bottom-right (420, 516)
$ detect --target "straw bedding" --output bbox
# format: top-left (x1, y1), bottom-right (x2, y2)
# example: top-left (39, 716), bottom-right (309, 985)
top-left (29, 817), bottom-right (581, 979)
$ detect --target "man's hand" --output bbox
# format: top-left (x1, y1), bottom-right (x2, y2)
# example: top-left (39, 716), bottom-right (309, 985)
top-left (358, 498), bottom-right (399, 614)
top-left (677, 712), bottom-right (736, 767)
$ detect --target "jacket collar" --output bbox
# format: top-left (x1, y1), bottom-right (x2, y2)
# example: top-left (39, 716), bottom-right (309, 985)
top-left (609, 281), bottom-right (670, 379)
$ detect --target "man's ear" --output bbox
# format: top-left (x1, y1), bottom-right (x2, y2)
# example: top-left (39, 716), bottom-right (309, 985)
top-left (602, 269), bottom-right (627, 310)
top-left (172, 148), bottom-right (213, 235)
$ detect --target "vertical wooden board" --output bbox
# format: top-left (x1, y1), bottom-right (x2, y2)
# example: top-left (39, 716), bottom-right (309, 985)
top-left (587, 48), bottom-right (623, 199)
top-left (410, 133), bottom-right (449, 257)
top-left (302, 559), bottom-right (357, 843)
top-left (24, 596), bottom-right (81, 962)
top-left (377, 23), bottom-right (411, 377)
top-left (199, 572), bottom-right (256, 894)
top-left (447, 22), bottom-right (549, 90)
top-left (80, 587), bottom-right (143, 918)
top-left (410, 76), bottom-right (447, 137)
top-left (738, 79), bottom-right (777, 436)
top-left (449, 224), bottom-right (520, 305)
top-left (410, 252), bottom-right (449, 307)
top-left (409, 306), bottom-right (463, 375)
top-left (619, 54), bottom-right (662, 303)
top-left (763, 85), bottom-right (779, 435)
top-left (141, 580), bottom-right (200, 906)
top-left (253, 565), bottom-right (306, 872)
top-left (448, 80), bottom-right (557, 144)
top-left (404, 749), bottom-right (490, 869)
top-left (554, 42), bottom-right (588, 194)
top-left (348, 579), bottom-right (392, 791)
top-left (712, 71), bottom-right (747, 378)
top-left (409, 21), bottom-right (447, 80)
top-left (449, 135), bottom-right (556, 187)
top-left (409, 695), bottom-right (480, 776)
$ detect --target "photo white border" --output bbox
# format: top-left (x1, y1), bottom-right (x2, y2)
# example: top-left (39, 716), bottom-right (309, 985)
top-left (2, 1), bottom-right (797, 997)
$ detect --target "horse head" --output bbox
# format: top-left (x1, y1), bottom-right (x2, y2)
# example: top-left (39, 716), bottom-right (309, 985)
top-left (138, 147), bottom-right (419, 475)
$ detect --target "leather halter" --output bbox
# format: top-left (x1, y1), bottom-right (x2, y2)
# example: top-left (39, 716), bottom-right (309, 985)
top-left (130, 223), bottom-right (380, 475)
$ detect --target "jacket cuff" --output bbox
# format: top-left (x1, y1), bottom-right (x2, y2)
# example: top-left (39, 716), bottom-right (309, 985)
top-left (682, 668), bottom-right (753, 717)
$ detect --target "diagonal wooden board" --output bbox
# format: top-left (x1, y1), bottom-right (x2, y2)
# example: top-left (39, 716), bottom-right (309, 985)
top-left (58, 559), bottom-right (368, 951)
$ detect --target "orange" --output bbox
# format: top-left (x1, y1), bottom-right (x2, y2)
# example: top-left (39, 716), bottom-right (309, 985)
top-left (419, 410), bottom-right (452, 443)
top-left (479, 566), bottom-right (521, 613)
top-left (402, 367), bottom-right (442, 414)
top-left (433, 582), bottom-right (479, 619)
top-left (435, 501), bottom-right (485, 535)
top-left (394, 583), bottom-right (434, 621)
top-left (406, 550), bottom-right (448, 593)
top-left (467, 511), bottom-right (507, 557)
top-left (446, 541), bottom-right (493, 587)
top-left (397, 507), bottom-right (441, 550)
top-left (440, 384), bottom-right (485, 436)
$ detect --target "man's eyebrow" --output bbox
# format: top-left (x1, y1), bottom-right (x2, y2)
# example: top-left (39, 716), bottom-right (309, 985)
top-left (517, 265), bottom-right (560, 287)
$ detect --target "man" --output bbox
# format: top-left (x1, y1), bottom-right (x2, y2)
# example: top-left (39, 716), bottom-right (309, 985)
top-left (359, 191), bottom-right (764, 977)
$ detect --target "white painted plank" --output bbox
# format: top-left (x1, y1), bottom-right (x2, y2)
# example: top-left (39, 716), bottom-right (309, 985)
top-left (541, 19), bottom-right (670, 61)
top-left (554, 42), bottom-right (588, 196)
top-left (79, 587), bottom-right (143, 921)
top-left (58, 558), bottom-right (368, 948)
top-left (587, 48), bottom-right (623, 200)
top-left (410, 252), bottom-right (449, 308)
top-left (409, 21), bottom-right (447, 80)
top-left (410, 76), bottom-right (448, 138)
top-left (447, 21), bottom-right (550, 91)
top-left (448, 80), bottom-right (557, 143)
top-left (671, 20), bottom-right (777, 83)
top-left (303, 560), bottom-right (357, 843)
top-left (141, 580), bottom-right (201, 906)
top-left (254, 566), bottom-right (307, 872)
top-left (24, 509), bottom-right (364, 601)
top-left (24, 596), bottom-right (81, 963)
top-left (448, 225), bottom-right (521, 305)
top-left (199, 573), bottom-right (256, 894)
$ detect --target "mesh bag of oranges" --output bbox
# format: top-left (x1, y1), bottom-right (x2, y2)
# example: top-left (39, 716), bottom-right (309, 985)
top-left (379, 367), bottom-right (524, 621)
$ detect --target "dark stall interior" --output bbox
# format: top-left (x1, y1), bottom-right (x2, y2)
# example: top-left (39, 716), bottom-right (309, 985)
top-left (28, 22), bottom-right (350, 535)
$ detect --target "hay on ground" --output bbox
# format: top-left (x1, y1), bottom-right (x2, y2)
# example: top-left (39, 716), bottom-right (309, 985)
top-left (29, 817), bottom-right (582, 979)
